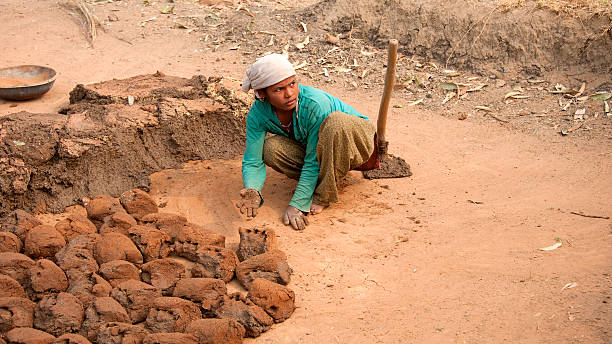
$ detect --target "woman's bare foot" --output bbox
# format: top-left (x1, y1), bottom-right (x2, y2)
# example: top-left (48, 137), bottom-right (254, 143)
top-left (310, 203), bottom-right (326, 215)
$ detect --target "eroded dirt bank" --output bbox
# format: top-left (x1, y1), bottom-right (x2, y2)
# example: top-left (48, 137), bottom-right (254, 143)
top-left (0, 74), bottom-right (249, 218)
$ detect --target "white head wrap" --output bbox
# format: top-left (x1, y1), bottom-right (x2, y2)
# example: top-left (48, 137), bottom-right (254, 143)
top-left (241, 54), bottom-right (296, 93)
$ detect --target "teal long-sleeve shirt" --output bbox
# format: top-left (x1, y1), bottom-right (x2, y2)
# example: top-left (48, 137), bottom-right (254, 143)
top-left (241, 84), bottom-right (368, 212)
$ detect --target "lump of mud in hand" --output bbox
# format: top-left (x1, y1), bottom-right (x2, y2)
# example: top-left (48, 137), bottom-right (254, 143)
top-left (110, 280), bottom-right (161, 323)
top-left (145, 297), bottom-right (202, 333)
top-left (142, 332), bottom-right (198, 344)
top-left (235, 250), bottom-right (292, 289)
top-left (5, 327), bottom-right (55, 343)
top-left (1, 210), bottom-right (42, 242)
top-left (94, 233), bottom-right (143, 266)
top-left (0, 297), bottom-right (35, 334)
top-left (27, 259), bottom-right (68, 298)
top-left (141, 213), bottom-right (225, 248)
top-left (0, 253), bottom-right (35, 286)
top-left (81, 297), bottom-right (130, 341)
top-left (96, 322), bottom-right (149, 344)
top-left (172, 278), bottom-right (226, 316)
top-left (99, 213), bottom-right (136, 236)
top-left (237, 227), bottom-right (277, 262)
top-left (0, 275), bottom-right (26, 298)
top-left (52, 333), bottom-right (91, 344)
top-left (85, 196), bottom-right (123, 223)
top-left (34, 293), bottom-right (83, 337)
top-left (173, 243), bottom-right (238, 283)
top-left (54, 214), bottom-right (96, 242)
top-left (119, 189), bottom-right (158, 220)
top-left (247, 278), bottom-right (295, 323)
top-left (0, 233), bottom-right (23, 254)
top-left (126, 225), bottom-right (173, 263)
top-left (215, 294), bottom-right (273, 338)
top-left (185, 319), bottom-right (245, 344)
top-left (98, 260), bottom-right (139, 287)
top-left (24, 226), bottom-right (66, 259)
top-left (140, 258), bottom-right (186, 295)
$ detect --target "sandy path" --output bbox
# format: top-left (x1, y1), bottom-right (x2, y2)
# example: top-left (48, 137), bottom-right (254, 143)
top-left (2, 0), bottom-right (610, 342)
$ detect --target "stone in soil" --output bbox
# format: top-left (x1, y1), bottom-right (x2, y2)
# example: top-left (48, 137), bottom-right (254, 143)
top-left (235, 250), bottom-right (292, 289)
top-left (215, 294), bottom-right (273, 338)
top-left (145, 297), bottom-right (202, 333)
top-left (142, 332), bottom-right (198, 344)
top-left (0, 297), bottom-right (36, 333)
top-left (247, 278), bottom-right (295, 323)
top-left (0, 253), bottom-right (35, 286)
top-left (1, 210), bottom-right (42, 241)
top-left (172, 278), bottom-right (226, 316)
top-left (5, 327), bottom-right (55, 343)
top-left (0, 275), bottom-right (26, 298)
top-left (85, 196), bottom-right (123, 222)
top-left (173, 243), bottom-right (238, 283)
top-left (52, 333), bottom-right (91, 344)
top-left (24, 225), bottom-right (66, 260)
top-left (119, 189), bottom-right (158, 220)
top-left (237, 227), bottom-right (277, 262)
top-left (93, 233), bottom-right (143, 266)
top-left (54, 214), bottom-right (96, 243)
top-left (126, 225), bottom-right (173, 263)
top-left (110, 279), bottom-right (161, 323)
top-left (185, 319), bottom-right (245, 344)
top-left (140, 258), bottom-right (187, 296)
top-left (98, 260), bottom-right (140, 287)
top-left (33, 293), bottom-right (83, 337)
top-left (98, 212), bottom-right (136, 236)
top-left (95, 322), bottom-right (149, 344)
top-left (27, 259), bottom-right (68, 298)
top-left (0, 232), bottom-right (23, 254)
top-left (81, 297), bottom-right (130, 341)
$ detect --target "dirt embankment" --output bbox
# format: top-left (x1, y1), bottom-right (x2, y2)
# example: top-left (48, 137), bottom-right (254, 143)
top-left (0, 74), bottom-right (249, 218)
top-left (309, 0), bottom-right (611, 74)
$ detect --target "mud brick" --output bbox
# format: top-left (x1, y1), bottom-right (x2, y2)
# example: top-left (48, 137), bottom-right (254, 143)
top-left (0, 297), bottom-right (36, 334)
top-left (237, 227), bottom-right (277, 262)
top-left (51, 333), bottom-right (91, 344)
top-left (0, 275), bottom-right (26, 298)
top-left (24, 226), bottom-right (65, 260)
top-left (81, 297), bottom-right (130, 341)
top-left (185, 318), bottom-right (245, 344)
top-left (0, 253), bottom-right (35, 286)
top-left (119, 189), bottom-right (159, 220)
top-left (172, 278), bottom-right (226, 316)
top-left (214, 294), bottom-right (272, 338)
top-left (28, 259), bottom-right (68, 298)
top-left (142, 332), bottom-right (198, 344)
top-left (5, 327), bottom-right (55, 343)
top-left (140, 258), bottom-right (186, 296)
top-left (173, 243), bottom-right (238, 283)
top-left (1, 210), bottom-right (42, 242)
top-left (0, 232), bottom-right (23, 254)
top-left (145, 297), bottom-right (202, 333)
top-left (98, 260), bottom-right (140, 287)
top-left (94, 233), bottom-right (142, 266)
top-left (110, 280), bottom-right (161, 323)
top-left (247, 278), bottom-right (295, 323)
top-left (34, 293), bottom-right (83, 337)
top-left (96, 322), bottom-right (149, 344)
top-left (54, 214), bottom-right (96, 242)
top-left (85, 195), bottom-right (123, 221)
top-left (126, 225), bottom-right (173, 263)
top-left (235, 250), bottom-right (291, 289)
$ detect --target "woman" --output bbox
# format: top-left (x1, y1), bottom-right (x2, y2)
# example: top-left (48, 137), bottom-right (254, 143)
top-left (236, 54), bottom-right (378, 230)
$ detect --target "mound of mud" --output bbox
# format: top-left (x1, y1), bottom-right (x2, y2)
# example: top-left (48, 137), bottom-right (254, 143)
top-left (310, 0), bottom-right (611, 74)
top-left (0, 73), bottom-right (249, 218)
top-left (0, 190), bottom-right (295, 342)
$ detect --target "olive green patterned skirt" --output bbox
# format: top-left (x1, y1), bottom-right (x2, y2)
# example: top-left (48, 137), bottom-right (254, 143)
top-left (262, 111), bottom-right (376, 206)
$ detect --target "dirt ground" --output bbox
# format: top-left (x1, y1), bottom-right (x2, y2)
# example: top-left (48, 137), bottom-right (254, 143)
top-left (1, 0), bottom-right (611, 343)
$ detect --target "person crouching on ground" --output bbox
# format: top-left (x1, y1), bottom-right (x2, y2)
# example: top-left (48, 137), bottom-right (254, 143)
top-left (236, 54), bottom-right (379, 230)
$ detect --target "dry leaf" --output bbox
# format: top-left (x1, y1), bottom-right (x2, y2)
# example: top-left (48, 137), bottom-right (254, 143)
top-left (475, 105), bottom-right (492, 112)
top-left (574, 108), bottom-right (586, 115)
top-left (561, 282), bottom-right (577, 290)
top-left (467, 84), bottom-right (487, 92)
top-left (326, 33), bottom-right (340, 45)
top-left (300, 22), bottom-right (307, 33)
top-left (590, 92), bottom-right (612, 101)
top-left (442, 93), bottom-right (456, 104)
top-left (293, 61), bottom-right (307, 70)
top-left (440, 82), bottom-right (458, 91)
top-left (407, 99), bottom-right (424, 106)
top-left (295, 36), bottom-right (310, 50)
top-left (573, 82), bottom-right (586, 98)
top-left (539, 242), bottom-right (562, 251)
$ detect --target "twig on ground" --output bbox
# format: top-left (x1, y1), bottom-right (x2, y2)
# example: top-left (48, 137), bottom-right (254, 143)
top-left (60, 0), bottom-right (100, 47)
top-left (570, 212), bottom-right (610, 220)
top-left (486, 113), bottom-right (510, 123)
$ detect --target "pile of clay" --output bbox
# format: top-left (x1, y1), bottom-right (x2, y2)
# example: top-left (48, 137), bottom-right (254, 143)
top-left (0, 188), bottom-right (293, 343)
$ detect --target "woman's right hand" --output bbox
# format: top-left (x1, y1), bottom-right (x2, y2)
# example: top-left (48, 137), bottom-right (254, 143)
top-left (282, 205), bottom-right (309, 230)
top-left (236, 188), bottom-right (262, 218)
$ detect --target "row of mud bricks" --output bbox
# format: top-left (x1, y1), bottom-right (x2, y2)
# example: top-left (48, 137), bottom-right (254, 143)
top-left (0, 188), bottom-right (294, 343)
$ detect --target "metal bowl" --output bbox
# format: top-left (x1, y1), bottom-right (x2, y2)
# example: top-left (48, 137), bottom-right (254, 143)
top-left (0, 65), bottom-right (57, 101)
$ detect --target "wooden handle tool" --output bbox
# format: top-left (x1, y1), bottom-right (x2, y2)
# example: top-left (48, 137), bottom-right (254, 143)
top-left (376, 39), bottom-right (398, 153)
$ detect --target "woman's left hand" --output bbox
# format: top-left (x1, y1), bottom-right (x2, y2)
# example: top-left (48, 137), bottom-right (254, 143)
top-left (282, 205), bottom-right (309, 230)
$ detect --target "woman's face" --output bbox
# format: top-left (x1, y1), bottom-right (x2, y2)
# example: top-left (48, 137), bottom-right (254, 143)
top-left (260, 76), bottom-right (299, 112)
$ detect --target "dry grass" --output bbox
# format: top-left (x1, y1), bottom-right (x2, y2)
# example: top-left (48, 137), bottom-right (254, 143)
top-left (499, 0), bottom-right (612, 18)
